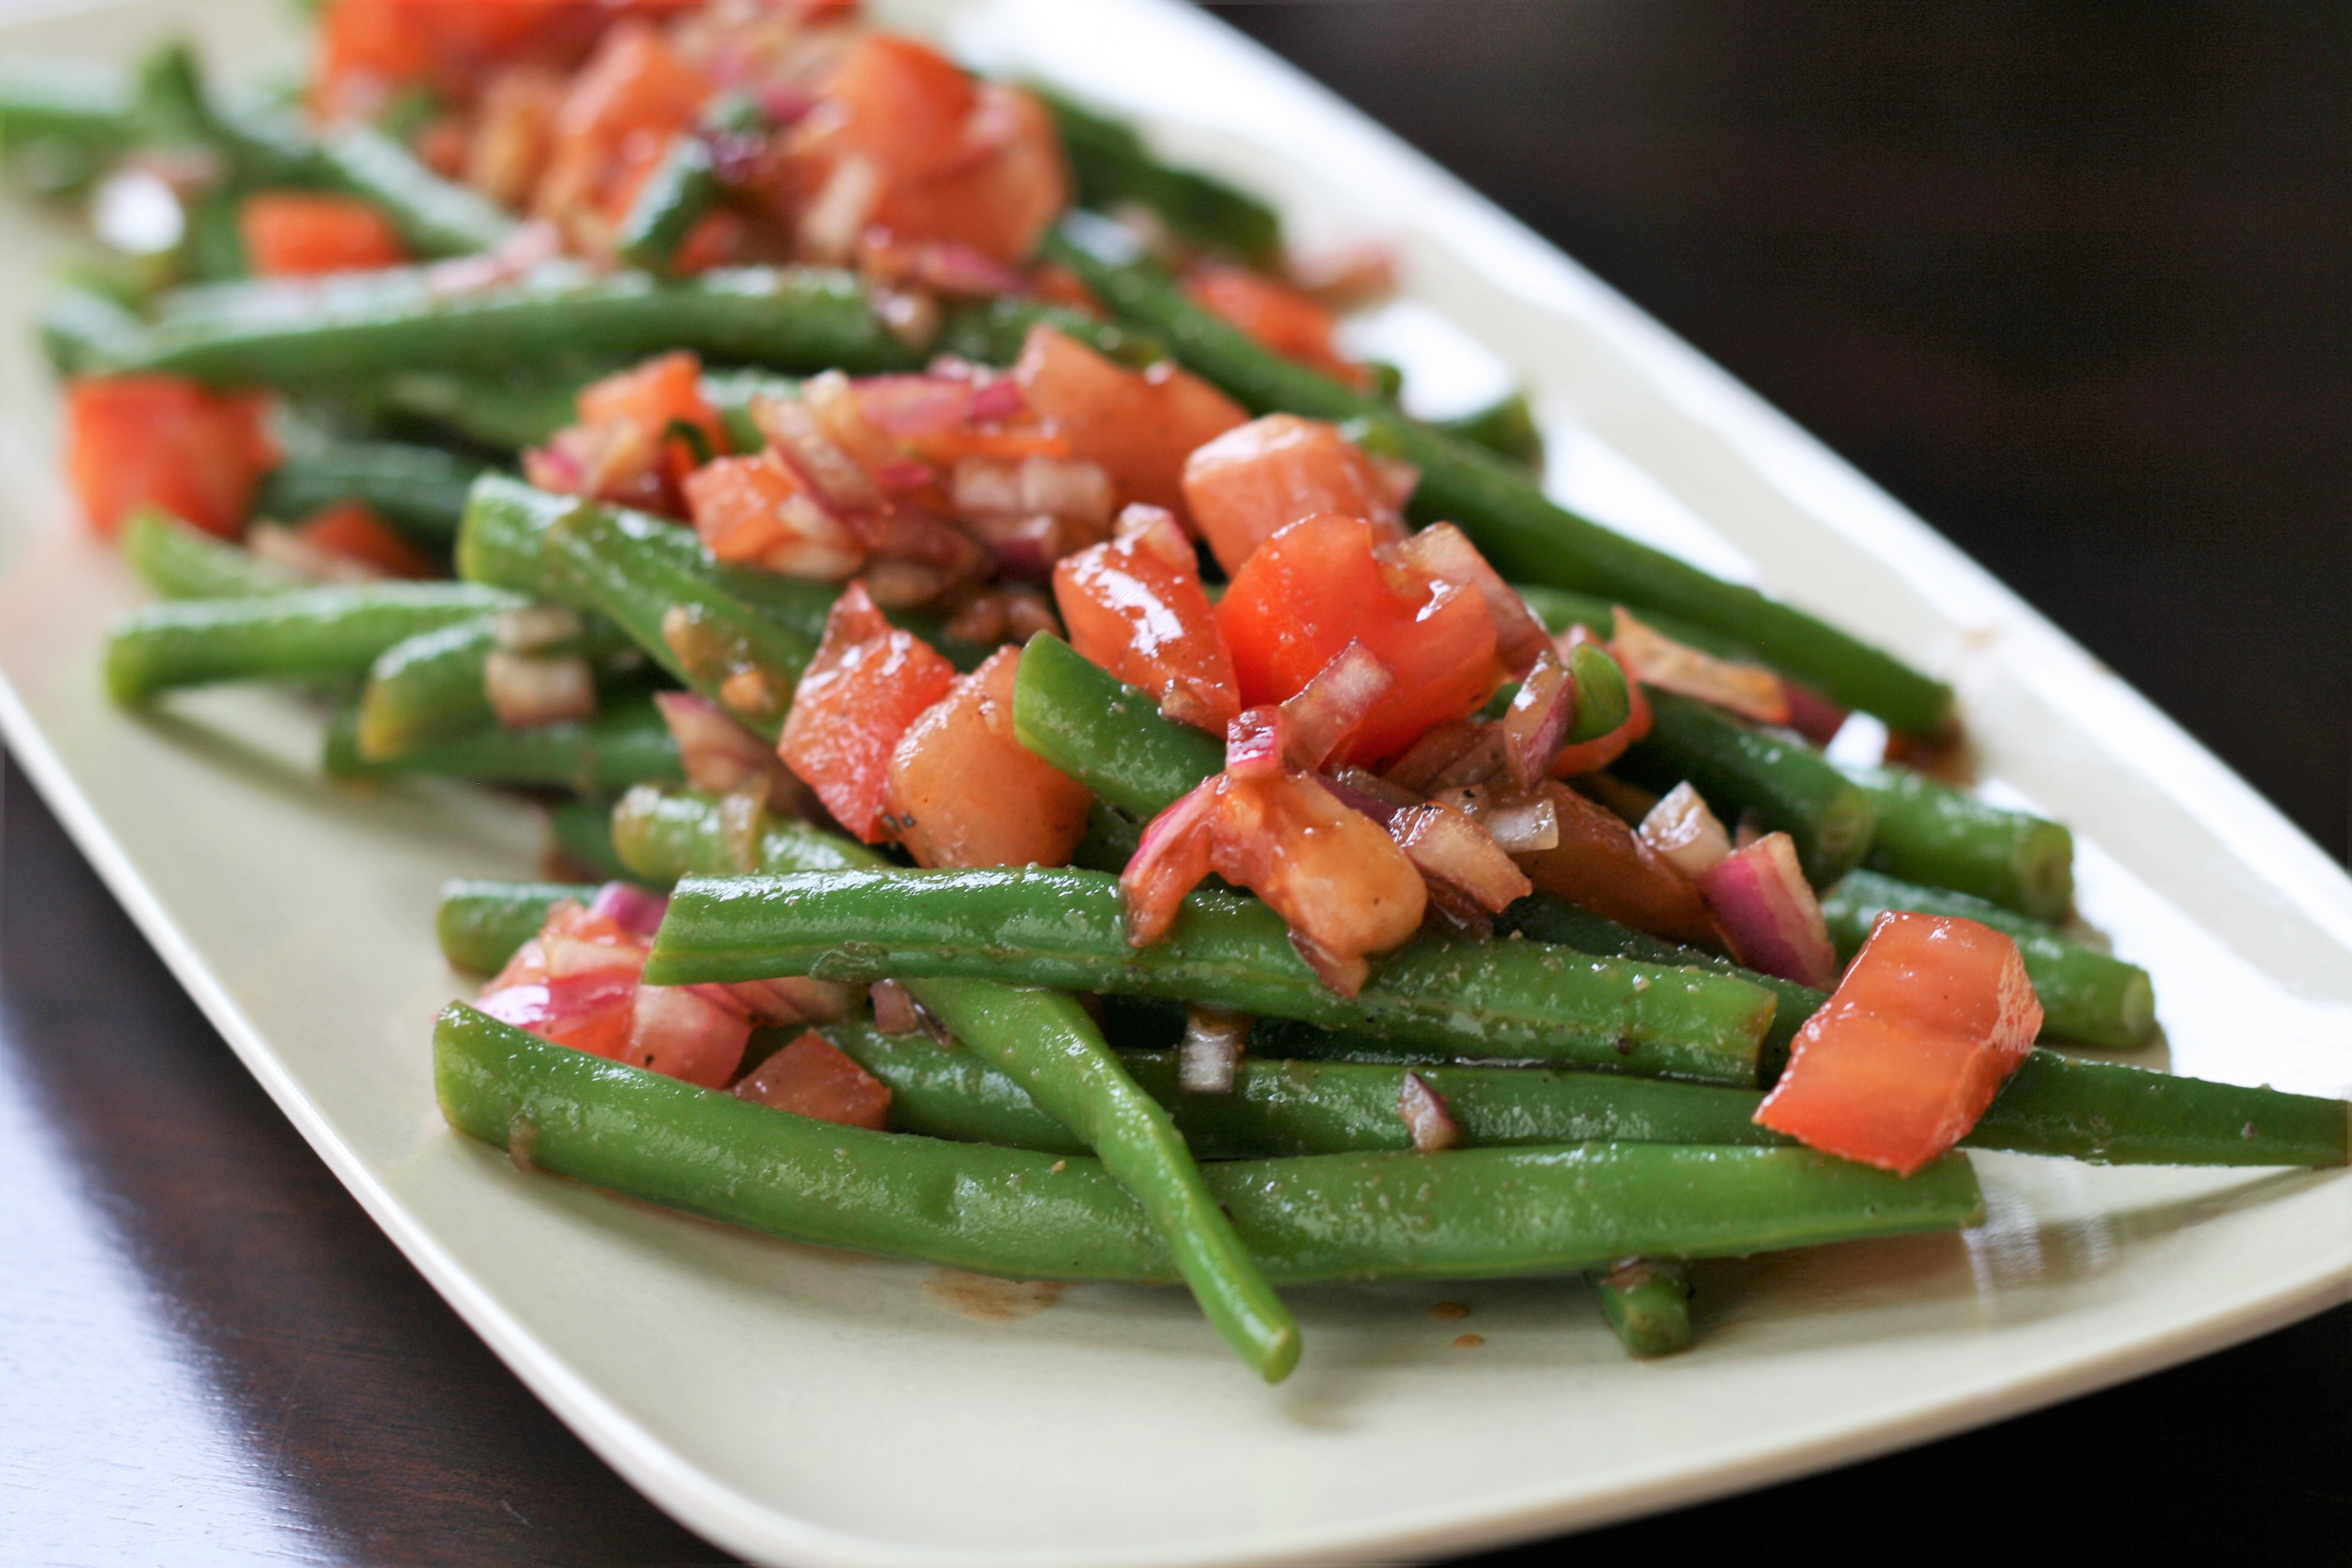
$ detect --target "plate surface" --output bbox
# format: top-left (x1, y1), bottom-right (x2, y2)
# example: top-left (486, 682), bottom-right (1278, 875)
top-left (2, 1), bottom-right (2348, 1564)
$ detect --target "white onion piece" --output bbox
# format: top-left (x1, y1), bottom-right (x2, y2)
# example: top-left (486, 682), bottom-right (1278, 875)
top-left (1499, 648), bottom-right (1578, 788)
top-left (1484, 795), bottom-right (1560, 854)
top-left (1639, 781), bottom-right (1733, 880)
top-left (1177, 1007), bottom-right (1251, 1094)
top-left (797, 154), bottom-right (879, 263)
top-left (484, 651), bottom-right (596, 728)
top-left (1225, 707), bottom-right (1288, 780)
top-left (870, 978), bottom-right (923, 1036)
top-left (492, 604), bottom-right (583, 653)
top-left (1397, 1071), bottom-right (1462, 1152)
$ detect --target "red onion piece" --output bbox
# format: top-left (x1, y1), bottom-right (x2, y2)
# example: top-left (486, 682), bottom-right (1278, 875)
top-left (484, 650), bottom-right (595, 729)
top-left (656, 691), bottom-right (778, 797)
top-left (1225, 707), bottom-right (1288, 780)
top-left (1388, 802), bottom-right (1532, 915)
top-left (1781, 679), bottom-right (1850, 746)
top-left (964, 377), bottom-right (1026, 423)
top-left (1120, 777), bottom-right (1220, 946)
top-left (1177, 1007), bottom-right (1251, 1093)
top-left (1317, 766), bottom-right (1418, 828)
top-left (753, 392), bottom-right (885, 514)
top-left (1696, 831), bottom-right (1838, 988)
top-left (587, 882), bottom-right (669, 939)
top-left (1638, 780), bottom-right (1733, 880)
top-left (1612, 607), bottom-right (1792, 726)
top-left (1398, 1071), bottom-right (1463, 1152)
top-left (912, 241), bottom-right (1032, 299)
top-left (1281, 641), bottom-right (1394, 770)
top-left (1483, 794), bottom-right (1560, 854)
top-left (688, 976), bottom-right (857, 1030)
top-left (1289, 929), bottom-right (1371, 999)
top-left (855, 374), bottom-right (972, 439)
top-left (1499, 648), bottom-right (1578, 789)
top-left (870, 978), bottom-right (922, 1036)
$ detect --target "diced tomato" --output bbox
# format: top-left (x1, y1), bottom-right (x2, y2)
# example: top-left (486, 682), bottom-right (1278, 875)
top-left (779, 582), bottom-right (959, 842)
top-left (621, 984), bottom-right (750, 1088)
top-left (867, 85), bottom-right (1070, 264)
top-left (882, 645), bottom-right (1093, 868)
top-left (65, 375), bottom-right (277, 540)
top-left (1185, 263), bottom-right (1370, 389)
top-left (734, 1031), bottom-right (892, 1129)
top-left (1215, 513), bottom-right (1504, 765)
top-left (1180, 414), bottom-right (1405, 575)
top-left (1511, 782), bottom-right (1722, 948)
top-left (579, 350), bottom-right (726, 459)
top-left (310, 0), bottom-right (673, 123)
top-left (1052, 506), bottom-right (1240, 732)
top-left (1755, 912), bottom-right (2043, 1175)
top-left (682, 452), bottom-right (864, 578)
top-left (289, 500), bottom-right (436, 579)
top-left (820, 34), bottom-right (978, 186)
top-left (1122, 768), bottom-right (1425, 997)
top-left (240, 193), bottom-right (408, 278)
top-left (533, 22), bottom-right (710, 246)
top-left (1013, 326), bottom-right (1246, 517)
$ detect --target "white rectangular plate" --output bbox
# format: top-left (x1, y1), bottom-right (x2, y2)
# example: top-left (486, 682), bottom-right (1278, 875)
top-left (3, 1), bottom-right (2348, 1563)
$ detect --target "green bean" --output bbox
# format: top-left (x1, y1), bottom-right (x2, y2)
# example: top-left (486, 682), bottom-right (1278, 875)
top-left (376, 368), bottom-right (599, 450)
top-left (325, 694), bottom-right (682, 792)
top-left (436, 878), bottom-right (596, 973)
top-left (116, 262), bottom-right (924, 385)
top-left (910, 979), bottom-right (1301, 1380)
top-left (41, 287), bottom-right (152, 376)
top-left (1439, 391), bottom-right (1544, 470)
top-left (832, 1023), bottom-right (1776, 1158)
top-left (613, 783), bottom-right (874, 881)
top-left (1518, 585), bottom-right (1758, 666)
top-left (438, 1003), bottom-right (1985, 1286)
top-left (1820, 869), bottom-right (2150, 1048)
top-left (255, 440), bottom-right (483, 544)
top-left (1010, 632), bottom-right (1224, 818)
top-left (354, 610), bottom-right (639, 759)
top-left (105, 581), bottom-right (522, 703)
top-left (615, 136), bottom-right (720, 276)
top-left (647, 866), bottom-right (1780, 1085)
top-left (1038, 91), bottom-right (1281, 265)
top-left (1843, 764), bottom-right (2074, 922)
top-left (936, 296), bottom-right (1171, 371)
top-left (1044, 217), bottom-right (1952, 734)
top-left (315, 120), bottom-right (520, 258)
top-left (1615, 690), bottom-right (1877, 885)
top-left (0, 65), bottom-right (131, 150)
top-left (1590, 1259), bottom-right (1693, 1358)
top-left (120, 508), bottom-right (305, 599)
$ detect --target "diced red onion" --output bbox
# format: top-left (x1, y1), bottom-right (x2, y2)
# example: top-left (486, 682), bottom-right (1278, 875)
top-left (1177, 1007), bottom-right (1251, 1093)
top-left (656, 691), bottom-right (777, 797)
top-left (1381, 720), bottom-right (1494, 793)
top-left (753, 393), bottom-right (885, 514)
top-left (1612, 608), bottom-right (1791, 726)
top-left (1696, 831), bottom-right (1838, 988)
top-left (961, 512), bottom-right (1067, 580)
top-left (758, 82), bottom-right (817, 126)
top-left (1226, 707), bottom-right (1288, 780)
top-left (1280, 641), bottom-right (1394, 769)
top-left (1398, 1071), bottom-right (1463, 1152)
top-left (1120, 777), bottom-right (1220, 946)
top-left (856, 374), bottom-right (972, 439)
top-left (1483, 794), bottom-right (1560, 853)
top-left (688, 976), bottom-right (857, 1030)
top-left (873, 459), bottom-right (935, 492)
top-left (1499, 648), bottom-right (1578, 789)
top-left (1388, 802), bottom-right (1531, 915)
top-left (1781, 680), bottom-right (1850, 746)
top-left (485, 650), bottom-right (596, 729)
top-left (912, 241), bottom-right (1032, 299)
top-left (1638, 780), bottom-right (1733, 880)
top-left (587, 882), bottom-right (669, 939)
top-left (1317, 766), bottom-right (1419, 828)
top-left (965, 377), bottom-right (1025, 423)
top-left (870, 978), bottom-right (922, 1036)
top-left (1288, 929), bottom-right (1371, 999)
top-left (246, 523), bottom-right (379, 584)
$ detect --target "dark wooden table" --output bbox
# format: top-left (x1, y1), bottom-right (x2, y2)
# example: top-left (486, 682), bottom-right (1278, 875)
top-left (4, 2), bottom-right (2346, 1560)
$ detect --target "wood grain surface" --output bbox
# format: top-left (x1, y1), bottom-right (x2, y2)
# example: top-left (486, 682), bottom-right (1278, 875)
top-left (3, 1), bottom-right (2346, 1561)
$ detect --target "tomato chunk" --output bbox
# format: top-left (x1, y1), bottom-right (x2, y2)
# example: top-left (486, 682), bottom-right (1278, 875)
top-left (683, 452), bottom-right (863, 578)
top-left (533, 21), bottom-right (709, 248)
top-left (779, 582), bottom-right (958, 842)
top-left (882, 644), bottom-right (1093, 868)
top-left (1215, 513), bottom-right (1503, 765)
top-left (65, 375), bottom-right (277, 540)
top-left (1013, 326), bottom-right (1246, 517)
top-left (734, 1031), bottom-right (892, 1129)
top-left (240, 193), bottom-right (409, 277)
top-left (820, 34), bottom-right (977, 186)
top-left (578, 350), bottom-right (725, 456)
top-left (1180, 414), bottom-right (1405, 575)
top-left (1756, 912), bottom-right (2042, 1175)
top-left (293, 500), bottom-right (437, 580)
top-left (1053, 506), bottom-right (1240, 732)
top-left (1512, 782), bottom-right (1720, 948)
top-left (1184, 264), bottom-right (1367, 388)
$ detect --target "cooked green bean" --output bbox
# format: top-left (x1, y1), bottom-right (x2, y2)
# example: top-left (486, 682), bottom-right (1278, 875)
top-left (549, 796), bottom-right (638, 884)
top-left (1616, 689), bottom-right (1878, 885)
top-left (1043, 215), bottom-right (1954, 736)
top-left (376, 368), bottom-right (599, 450)
top-left (105, 581), bottom-right (522, 702)
top-left (1440, 391), bottom-right (1544, 470)
top-left (615, 136), bottom-right (720, 276)
top-left (438, 1002), bottom-right (1986, 1285)
top-left (646, 866), bottom-right (1780, 1085)
top-left (1011, 632), bottom-right (1224, 818)
top-left (936, 295), bottom-right (1171, 371)
top-left (41, 286), bottom-right (151, 376)
top-left (1038, 90), bottom-right (1282, 265)
top-left (1591, 1259), bottom-right (1693, 1358)
top-left (0, 65), bottom-right (130, 151)
top-left (325, 694), bottom-right (683, 792)
top-left (315, 120), bottom-right (520, 258)
top-left (613, 783), bottom-right (872, 881)
top-left (355, 609), bottom-right (638, 760)
top-left (911, 978), bottom-right (1302, 1380)
top-left (255, 440), bottom-right (483, 544)
top-left (436, 878), bottom-right (596, 973)
top-left (120, 508), bottom-right (305, 599)
top-left (1820, 868), bottom-right (2151, 1048)
top-left (116, 262), bottom-right (924, 385)
top-left (1843, 764), bottom-right (2075, 922)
